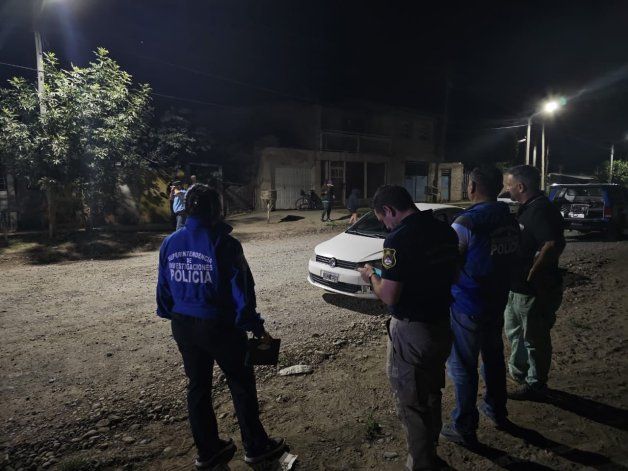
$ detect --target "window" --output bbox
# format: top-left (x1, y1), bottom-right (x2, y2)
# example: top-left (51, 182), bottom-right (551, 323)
top-left (0, 167), bottom-right (7, 191)
top-left (345, 162), bottom-right (364, 199)
top-left (400, 121), bottom-right (412, 138)
top-left (416, 121), bottom-right (431, 141)
top-left (367, 162), bottom-right (386, 197)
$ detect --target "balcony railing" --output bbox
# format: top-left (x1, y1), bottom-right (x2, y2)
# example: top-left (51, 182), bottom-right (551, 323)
top-left (319, 130), bottom-right (392, 155)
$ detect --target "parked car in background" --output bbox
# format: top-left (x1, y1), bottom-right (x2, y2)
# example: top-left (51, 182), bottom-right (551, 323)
top-left (307, 203), bottom-right (463, 299)
top-left (549, 183), bottom-right (626, 239)
top-left (497, 191), bottom-right (520, 214)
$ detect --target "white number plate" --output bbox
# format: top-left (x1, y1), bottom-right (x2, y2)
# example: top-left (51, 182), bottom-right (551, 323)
top-left (569, 213), bottom-right (585, 218)
top-left (321, 271), bottom-right (339, 283)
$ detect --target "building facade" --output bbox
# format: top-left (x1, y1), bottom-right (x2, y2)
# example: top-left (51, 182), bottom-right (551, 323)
top-left (243, 102), bottom-right (463, 209)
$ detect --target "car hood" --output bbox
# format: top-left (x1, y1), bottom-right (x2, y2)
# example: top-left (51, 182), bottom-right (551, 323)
top-left (314, 232), bottom-right (384, 262)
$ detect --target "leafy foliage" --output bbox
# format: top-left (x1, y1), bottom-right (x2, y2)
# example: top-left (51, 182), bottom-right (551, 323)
top-left (597, 159), bottom-right (628, 186)
top-left (0, 48), bottom-right (153, 225)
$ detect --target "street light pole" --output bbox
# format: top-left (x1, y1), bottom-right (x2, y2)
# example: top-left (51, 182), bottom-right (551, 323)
top-left (541, 122), bottom-right (546, 190)
top-left (609, 144), bottom-right (614, 183)
top-left (525, 116), bottom-right (532, 165)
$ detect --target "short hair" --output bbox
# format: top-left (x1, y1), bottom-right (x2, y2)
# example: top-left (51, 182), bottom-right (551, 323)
top-left (372, 185), bottom-right (415, 213)
top-left (506, 165), bottom-right (541, 191)
top-left (185, 184), bottom-right (222, 222)
top-left (469, 165), bottom-right (503, 199)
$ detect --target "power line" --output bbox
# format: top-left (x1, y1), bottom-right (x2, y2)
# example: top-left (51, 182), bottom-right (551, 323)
top-left (0, 60), bottom-right (37, 72)
top-left (119, 50), bottom-right (313, 103)
top-left (0, 60), bottom-right (236, 108)
top-left (151, 92), bottom-right (232, 108)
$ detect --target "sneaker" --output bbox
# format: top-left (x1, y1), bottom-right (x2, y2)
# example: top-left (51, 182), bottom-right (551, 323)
top-left (507, 384), bottom-right (547, 401)
top-left (244, 437), bottom-right (286, 464)
top-left (439, 423), bottom-right (478, 447)
top-left (478, 402), bottom-right (512, 430)
top-left (195, 438), bottom-right (236, 469)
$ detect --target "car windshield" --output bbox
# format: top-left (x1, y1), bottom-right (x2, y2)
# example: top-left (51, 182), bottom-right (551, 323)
top-left (554, 187), bottom-right (605, 204)
top-left (345, 211), bottom-right (387, 238)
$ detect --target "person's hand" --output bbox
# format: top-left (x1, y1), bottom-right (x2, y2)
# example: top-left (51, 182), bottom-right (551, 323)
top-left (258, 329), bottom-right (273, 345)
top-left (358, 263), bottom-right (374, 283)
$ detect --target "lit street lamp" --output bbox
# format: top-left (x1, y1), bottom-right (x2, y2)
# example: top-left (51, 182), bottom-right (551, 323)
top-left (525, 98), bottom-right (563, 166)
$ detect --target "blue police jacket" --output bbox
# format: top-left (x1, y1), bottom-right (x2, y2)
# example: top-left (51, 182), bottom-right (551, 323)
top-left (451, 201), bottom-right (520, 316)
top-left (156, 215), bottom-right (265, 335)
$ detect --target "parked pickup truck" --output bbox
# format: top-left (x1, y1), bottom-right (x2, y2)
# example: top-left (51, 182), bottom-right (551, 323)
top-left (548, 183), bottom-right (626, 240)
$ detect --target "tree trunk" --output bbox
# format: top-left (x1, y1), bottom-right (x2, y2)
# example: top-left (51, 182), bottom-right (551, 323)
top-left (46, 187), bottom-right (56, 238)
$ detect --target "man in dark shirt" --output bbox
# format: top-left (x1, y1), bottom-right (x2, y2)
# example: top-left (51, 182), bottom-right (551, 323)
top-left (358, 185), bottom-right (459, 470)
top-left (503, 165), bottom-right (565, 400)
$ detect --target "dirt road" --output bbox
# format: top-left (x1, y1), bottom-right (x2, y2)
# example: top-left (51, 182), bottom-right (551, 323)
top-left (1, 222), bottom-right (627, 470)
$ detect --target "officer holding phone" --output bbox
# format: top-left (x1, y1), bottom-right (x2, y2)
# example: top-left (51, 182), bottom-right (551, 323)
top-left (156, 184), bottom-right (286, 469)
top-left (359, 185), bottom-right (459, 471)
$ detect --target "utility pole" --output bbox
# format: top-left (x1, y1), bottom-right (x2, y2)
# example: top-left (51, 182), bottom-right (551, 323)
top-left (433, 70), bottom-right (451, 202)
top-left (609, 145), bottom-right (614, 183)
top-left (35, 30), bottom-right (46, 114)
top-left (541, 122), bottom-right (546, 190)
top-left (545, 145), bottom-right (550, 188)
top-left (525, 116), bottom-right (532, 165)
top-left (34, 0), bottom-right (54, 237)
top-left (532, 144), bottom-right (537, 168)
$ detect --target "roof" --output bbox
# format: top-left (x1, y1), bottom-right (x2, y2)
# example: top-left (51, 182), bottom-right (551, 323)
top-left (414, 203), bottom-right (462, 210)
top-left (549, 183), bottom-right (621, 187)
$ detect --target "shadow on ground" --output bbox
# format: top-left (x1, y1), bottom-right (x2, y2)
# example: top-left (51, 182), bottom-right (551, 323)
top-left (502, 420), bottom-right (627, 470)
top-left (322, 293), bottom-right (387, 316)
top-left (0, 230), bottom-right (167, 265)
top-left (543, 389), bottom-right (628, 432)
top-left (565, 230), bottom-right (625, 243)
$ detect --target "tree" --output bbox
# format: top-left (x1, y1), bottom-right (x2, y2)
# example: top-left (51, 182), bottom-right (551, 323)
top-left (0, 48), bottom-right (152, 235)
top-left (143, 109), bottom-right (211, 166)
top-left (597, 159), bottom-right (628, 186)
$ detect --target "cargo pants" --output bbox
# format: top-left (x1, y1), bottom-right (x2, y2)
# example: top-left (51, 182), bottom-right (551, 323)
top-left (504, 288), bottom-right (563, 388)
top-left (387, 316), bottom-right (452, 470)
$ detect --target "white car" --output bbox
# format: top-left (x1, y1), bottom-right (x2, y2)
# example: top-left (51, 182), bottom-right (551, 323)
top-left (498, 191), bottom-right (520, 214)
top-left (307, 203), bottom-right (463, 299)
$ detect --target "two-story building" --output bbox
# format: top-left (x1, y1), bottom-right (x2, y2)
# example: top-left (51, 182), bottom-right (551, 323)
top-left (207, 101), bottom-right (463, 209)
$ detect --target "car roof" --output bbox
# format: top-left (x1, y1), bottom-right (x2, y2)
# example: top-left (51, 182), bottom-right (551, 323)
top-left (550, 183), bottom-right (620, 187)
top-left (414, 203), bottom-right (462, 210)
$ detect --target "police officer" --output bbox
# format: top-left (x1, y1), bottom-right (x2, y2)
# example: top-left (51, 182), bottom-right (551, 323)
top-left (503, 165), bottom-right (565, 400)
top-left (440, 166), bottom-right (520, 447)
top-left (358, 185), bottom-right (459, 471)
top-left (156, 184), bottom-right (286, 469)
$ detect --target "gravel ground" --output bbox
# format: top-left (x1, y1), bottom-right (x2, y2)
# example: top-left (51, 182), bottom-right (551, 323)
top-left (0, 219), bottom-right (627, 470)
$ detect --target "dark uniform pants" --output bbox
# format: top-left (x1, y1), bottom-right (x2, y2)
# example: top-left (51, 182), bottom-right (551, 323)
top-left (387, 316), bottom-right (452, 470)
top-left (171, 314), bottom-right (269, 458)
top-left (175, 212), bottom-right (187, 230)
top-left (321, 201), bottom-right (332, 221)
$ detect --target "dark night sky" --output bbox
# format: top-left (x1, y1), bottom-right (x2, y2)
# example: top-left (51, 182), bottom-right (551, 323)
top-left (1, 0), bottom-right (627, 172)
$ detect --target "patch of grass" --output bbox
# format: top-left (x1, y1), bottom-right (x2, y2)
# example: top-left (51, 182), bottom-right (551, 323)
top-left (365, 413), bottom-right (382, 441)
